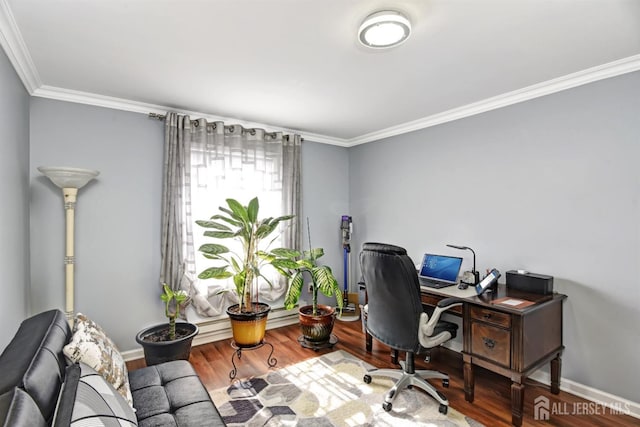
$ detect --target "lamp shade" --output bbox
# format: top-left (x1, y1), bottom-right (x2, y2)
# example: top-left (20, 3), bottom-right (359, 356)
top-left (38, 166), bottom-right (99, 189)
top-left (358, 10), bottom-right (411, 48)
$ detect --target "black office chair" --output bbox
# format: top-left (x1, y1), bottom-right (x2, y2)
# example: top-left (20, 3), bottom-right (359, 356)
top-left (360, 242), bottom-right (464, 414)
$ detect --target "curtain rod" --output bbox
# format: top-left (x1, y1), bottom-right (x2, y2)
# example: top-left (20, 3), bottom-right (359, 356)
top-left (147, 112), bottom-right (303, 141)
top-left (148, 113), bottom-right (165, 120)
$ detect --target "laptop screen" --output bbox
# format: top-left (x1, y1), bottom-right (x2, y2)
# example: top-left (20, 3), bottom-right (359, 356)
top-left (419, 254), bottom-right (463, 284)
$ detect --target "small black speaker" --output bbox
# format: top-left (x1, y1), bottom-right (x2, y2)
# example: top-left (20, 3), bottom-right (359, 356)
top-left (506, 270), bottom-right (554, 295)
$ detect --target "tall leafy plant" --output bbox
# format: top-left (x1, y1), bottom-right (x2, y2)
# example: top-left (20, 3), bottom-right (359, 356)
top-left (284, 248), bottom-right (343, 315)
top-left (284, 220), bottom-right (343, 315)
top-left (196, 197), bottom-right (299, 313)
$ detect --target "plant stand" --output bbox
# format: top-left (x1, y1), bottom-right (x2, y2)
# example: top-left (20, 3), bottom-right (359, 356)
top-left (297, 334), bottom-right (338, 351)
top-left (229, 340), bottom-right (277, 380)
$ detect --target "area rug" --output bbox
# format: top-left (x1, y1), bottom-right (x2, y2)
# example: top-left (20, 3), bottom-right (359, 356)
top-left (210, 350), bottom-right (484, 427)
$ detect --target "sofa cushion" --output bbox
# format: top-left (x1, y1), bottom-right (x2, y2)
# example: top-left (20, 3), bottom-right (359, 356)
top-left (0, 309), bottom-right (70, 423)
top-left (129, 360), bottom-right (224, 427)
top-left (0, 388), bottom-right (47, 427)
top-left (63, 313), bottom-right (133, 406)
top-left (53, 363), bottom-right (137, 427)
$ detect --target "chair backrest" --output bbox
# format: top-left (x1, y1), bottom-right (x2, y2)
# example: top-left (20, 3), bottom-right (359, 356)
top-left (360, 242), bottom-right (424, 353)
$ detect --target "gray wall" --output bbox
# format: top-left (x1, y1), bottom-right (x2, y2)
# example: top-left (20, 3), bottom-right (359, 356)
top-left (349, 71), bottom-right (640, 403)
top-left (30, 99), bottom-right (164, 350)
top-left (28, 97), bottom-right (349, 350)
top-left (0, 48), bottom-right (30, 350)
top-left (300, 140), bottom-right (350, 306)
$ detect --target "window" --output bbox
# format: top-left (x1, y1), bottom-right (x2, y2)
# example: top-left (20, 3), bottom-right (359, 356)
top-left (190, 136), bottom-right (286, 298)
top-left (161, 114), bottom-right (300, 318)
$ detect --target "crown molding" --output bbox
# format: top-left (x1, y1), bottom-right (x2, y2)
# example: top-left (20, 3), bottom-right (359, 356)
top-left (300, 132), bottom-right (350, 147)
top-left (33, 85), bottom-right (351, 146)
top-left (2, 0), bottom-right (638, 147)
top-left (0, 0), bottom-right (40, 92)
top-left (37, 54), bottom-right (640, 147)
top-left (34, 85), bottom-right (167, 115)
top-left (349, 54), bottom-right (640, 146)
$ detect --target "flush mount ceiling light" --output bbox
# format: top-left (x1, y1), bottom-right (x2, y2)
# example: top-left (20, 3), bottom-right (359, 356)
top-left (358, 10), bottom-right (411, 49)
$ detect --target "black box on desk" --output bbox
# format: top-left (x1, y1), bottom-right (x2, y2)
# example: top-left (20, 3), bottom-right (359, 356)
top-left (506, 270), bottom-right (554, 295)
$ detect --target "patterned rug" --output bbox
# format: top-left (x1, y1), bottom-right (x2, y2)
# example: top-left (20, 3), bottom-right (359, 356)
top-left (210, 350), bottom-right (484, 426)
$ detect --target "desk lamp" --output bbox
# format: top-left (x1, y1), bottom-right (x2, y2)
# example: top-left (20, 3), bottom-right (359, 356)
top-left (446, 244), bottom-right (479, 285)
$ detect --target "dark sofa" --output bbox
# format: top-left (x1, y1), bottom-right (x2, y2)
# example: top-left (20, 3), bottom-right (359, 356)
top-left (0, 310), bottom-right (225, 426)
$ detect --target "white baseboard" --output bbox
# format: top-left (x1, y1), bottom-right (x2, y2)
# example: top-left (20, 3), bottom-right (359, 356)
top-left (529, 370), bottom-right (640, 419)
top-left (122, 347), bottom-right (144, 361)
top-left (437, 341), bottom-right (639, 420)
top-left (121, 308), bottom-right (299, 362)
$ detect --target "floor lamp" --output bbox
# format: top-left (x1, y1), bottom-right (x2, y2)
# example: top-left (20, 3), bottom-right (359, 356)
top-left (38, 166), bottom-right (99, 324)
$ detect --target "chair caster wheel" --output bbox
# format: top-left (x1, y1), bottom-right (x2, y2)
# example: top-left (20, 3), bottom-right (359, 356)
top-left (383, 402), bottom-right (392, 412)
top-left (363, 375), bottom-right (372, 384)
top-left (439, 404), bottom-right (448, 415)
top-left (442, 379), bottom-right (449, 388)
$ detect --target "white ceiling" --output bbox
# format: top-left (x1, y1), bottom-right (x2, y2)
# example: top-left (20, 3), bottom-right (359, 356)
top-left (1, 0), bottom-right (639, 146)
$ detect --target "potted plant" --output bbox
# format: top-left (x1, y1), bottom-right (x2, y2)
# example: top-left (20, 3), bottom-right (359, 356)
top-left (136, 284), bottom-right (199, 366)
top-left (196, 197), bottom-right (298, 348)
top-left (284, 245), bottom-right (343, 346)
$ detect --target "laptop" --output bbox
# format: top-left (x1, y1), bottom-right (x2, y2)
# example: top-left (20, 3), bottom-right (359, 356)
top-left (418, 253), bottom-right (463, 289)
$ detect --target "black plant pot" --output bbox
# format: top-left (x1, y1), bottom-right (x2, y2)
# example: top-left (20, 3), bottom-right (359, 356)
top-left (135, 322), bottom-right (199, 366)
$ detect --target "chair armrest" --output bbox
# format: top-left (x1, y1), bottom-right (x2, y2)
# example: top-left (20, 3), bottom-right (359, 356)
top-left (437, 297), bottom-right (466, 309)
top-left (420, 298), bottom-right (464, 337)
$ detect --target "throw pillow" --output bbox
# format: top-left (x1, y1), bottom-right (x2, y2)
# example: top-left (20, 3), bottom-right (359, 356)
top-left (53, 363), bottom-right (137, 427)
top-left (63, 313), bottom-right (133, 407)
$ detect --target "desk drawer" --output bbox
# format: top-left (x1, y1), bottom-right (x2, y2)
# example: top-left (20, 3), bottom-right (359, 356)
top-left (470, 306), bottom-right (511, 328)
top-left (421, 294), bottom-right (463, 315)
top-left (471, 322), bottom-right (511, 367)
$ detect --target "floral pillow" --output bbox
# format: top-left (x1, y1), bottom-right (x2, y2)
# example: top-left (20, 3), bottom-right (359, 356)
top-left (62, 313), bottom-right (133, 407)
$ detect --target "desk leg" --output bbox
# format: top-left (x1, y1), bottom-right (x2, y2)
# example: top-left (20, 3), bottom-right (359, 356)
top-left (551, 353), bottom-right (562, 394)
top-left (511, 382), bottom-right (525, 427)
top-left (463, 360), bottom-right (474, 402)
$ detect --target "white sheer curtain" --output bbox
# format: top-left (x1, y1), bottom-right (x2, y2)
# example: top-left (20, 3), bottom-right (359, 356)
top-left (160, 113), bottom-right (301, 318)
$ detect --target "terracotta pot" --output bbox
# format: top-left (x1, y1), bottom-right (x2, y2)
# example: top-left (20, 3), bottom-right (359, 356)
top-left (298, 304), bottom-right (336, 343)
top-left (227, 303), bottom-right (270, 348)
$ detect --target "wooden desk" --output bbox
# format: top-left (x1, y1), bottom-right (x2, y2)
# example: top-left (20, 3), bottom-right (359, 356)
top-left (364, 284), bottom-right (567, 427)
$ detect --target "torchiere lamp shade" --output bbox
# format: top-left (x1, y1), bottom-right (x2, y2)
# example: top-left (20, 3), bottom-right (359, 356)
top-left (38, 166), bottom-right (100, 189)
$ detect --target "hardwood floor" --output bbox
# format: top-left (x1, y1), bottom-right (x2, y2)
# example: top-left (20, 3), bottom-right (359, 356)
top-left (127, 320), bottom-right (637, 426)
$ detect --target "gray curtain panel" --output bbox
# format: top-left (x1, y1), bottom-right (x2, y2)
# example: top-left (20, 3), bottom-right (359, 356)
top-left (160, 113), bottom-right (194, 310)
top-left (160, 113), bottom-right (301, 318)
top-left (282, 134), bottom-right (302, 252)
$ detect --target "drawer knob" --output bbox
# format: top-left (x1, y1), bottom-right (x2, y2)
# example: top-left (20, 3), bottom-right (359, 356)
top-left (483, 337), bottom-right (496, 349)
top-left (483, 313), bottom-right (492, 319)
